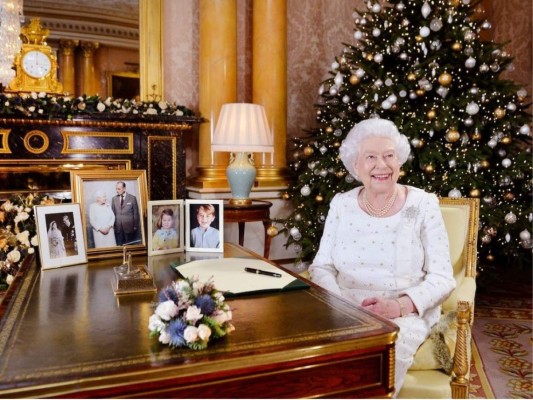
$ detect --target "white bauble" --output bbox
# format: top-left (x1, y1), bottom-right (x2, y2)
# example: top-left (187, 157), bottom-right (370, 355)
top-left (502, 158), bottom-right (512, 168)
top-left (300, 185), bottom-right (311, 196)
top-left (520, 230), bottom-right (531, 240)
top-left (519, 124), bottom-right (531, 135)
top-left (466, 102), bottom-right (480, 115)
top-left (504, 212), bottom-right (517, 224)
top-left (381, 100), bottom-right (392, 110)
top-left (465, 57), bottom-right (476, 69)
top-left (420, 26), bottom-right (430, 37)
top-left (448, 188), bottom-right (462, 199)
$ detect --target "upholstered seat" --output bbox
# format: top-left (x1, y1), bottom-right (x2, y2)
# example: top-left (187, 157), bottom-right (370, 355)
top-left (399, 197), bottom-right (480, 398)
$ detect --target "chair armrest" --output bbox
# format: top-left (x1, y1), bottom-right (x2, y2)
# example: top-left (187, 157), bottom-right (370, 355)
top-left (451, 301), bottom-right (472, 398)
top-left (442, 277), bottom-right (476, 313)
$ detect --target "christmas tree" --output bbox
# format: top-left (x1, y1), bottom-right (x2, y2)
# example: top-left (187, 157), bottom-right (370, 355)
top-left (278, 0), bottom-right (532, 269)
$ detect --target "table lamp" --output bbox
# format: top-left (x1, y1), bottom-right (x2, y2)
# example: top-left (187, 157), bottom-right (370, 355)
top-left (212, 103), bottom-right (273, 206)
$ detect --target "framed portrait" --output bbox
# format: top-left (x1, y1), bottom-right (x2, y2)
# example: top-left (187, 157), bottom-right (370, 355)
top-left (70, 170), bottom-right (148, 258)
top-left (185, 200), bottom-right (224, 253)
top-left (34, 203), bottom-right (88, 270)
top-left (147, 200), bottom-right (184, 256)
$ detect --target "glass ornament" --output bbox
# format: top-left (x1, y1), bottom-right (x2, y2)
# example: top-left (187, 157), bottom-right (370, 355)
top-left (421, 2), bottom-right (431, 18)
top-left (430, 18), bottom-right (443, 31)
top-left (504, 212), bottom-right (517, 224)
top-left (448, 188), bottom-right (462, 198)
top-left (465, 57), bottom-right (476, 69)
top-left (520, 230), bottom-right (531, 241)
top-left (372, 28), bottom-right (381, 37)
top-left (420, 26), bottom-right (430, 37)
top-left (519, 124), bottom-right (531, 135)
top-left (501, 158), bottom-right (512, 168)
top-left (466, 102), bottom-right (480, 115)
top-left (300, 185), bottom-right (311, 196)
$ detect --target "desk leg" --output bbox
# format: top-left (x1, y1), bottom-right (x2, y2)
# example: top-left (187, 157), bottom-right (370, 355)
top-left (262, 220), bottom-right (271, 259)
top-left (238, 222), bottom-right (245, 246)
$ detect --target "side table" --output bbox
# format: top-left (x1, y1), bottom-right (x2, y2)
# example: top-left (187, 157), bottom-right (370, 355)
top-left (223, 200), bottom-right (273, 258)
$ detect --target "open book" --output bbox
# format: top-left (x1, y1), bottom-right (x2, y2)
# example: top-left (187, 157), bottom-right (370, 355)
top-left (171, 257), bottom-right (309, 296)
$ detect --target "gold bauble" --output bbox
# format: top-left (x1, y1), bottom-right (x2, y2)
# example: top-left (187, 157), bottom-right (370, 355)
top-left (471, 131), bottom-right (482, 141)
top-left (303, 146), bottom-right (314, 156)
top-left (438, 72), bottom-right (453, 86)
top-left (366, 53), bottom-right (374, 61)
top-left (349, 75), bottom-right (360, 85)
top-left (425, 164), bottom-right (435, 174)
top-left (282, 192), bottom-right (290, 200)
top-left (415, 35), bottom-right (423, 42)
top-left (486, 254), bottom-right (494, 262)
top-left (333, 141), bottom-right (341, 148)
top-left (469, 188), bottom-right (481, 198)
top-left (325, 126), bottom-right (334, 134)
top-left (494, 108), bottom-right (506, 119)
top-left (446, 129), bottom-right (460, 142)
top-left (399, 170), bottom-right (406, 178)
top-left (480, 160), bottom-right (490, 169)
top-left (449, 0), bottom-right (460, 6)
top-left (427, 109), bottom-right (436, 119)
top-left (293, 151), bottom-right (300, 160)
top-left (315, 194), bottom-right (324, 203)
top-left (501, 136), bottom-right (512, 144)
top-left (451, 42), bottom-right (462, 51)
top-left (416, 89), bottom-right (425, 96)
top-left (504, 192), bottom-right (515, 201)
top-left (407, 72), bottom-right (417, 81)
top-left (336, 170), bottom-right (345, 178)
top-left (266, 225), bottom-right (279, 237)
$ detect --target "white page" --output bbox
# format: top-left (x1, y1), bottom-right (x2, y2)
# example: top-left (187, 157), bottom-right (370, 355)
top-left (174, 257), bottom-right (296, 294)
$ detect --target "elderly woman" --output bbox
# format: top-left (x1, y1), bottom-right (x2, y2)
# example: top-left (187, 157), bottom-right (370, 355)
top-left (89, 190), bottom-right (117, 248)
top-left (308, 118), bottom-right (456, 395)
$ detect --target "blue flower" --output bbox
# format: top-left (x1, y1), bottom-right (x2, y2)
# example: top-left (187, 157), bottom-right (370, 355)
top-left (168, 318), bottom-right (187, 348)
top-left (194, 294), bottom-right (216, 316)
top-left (158, 286), bottom-right (178, 303)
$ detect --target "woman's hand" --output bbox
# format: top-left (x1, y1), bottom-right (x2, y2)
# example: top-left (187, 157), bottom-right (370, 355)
top-left (361, 296), bottom-right (417, 319)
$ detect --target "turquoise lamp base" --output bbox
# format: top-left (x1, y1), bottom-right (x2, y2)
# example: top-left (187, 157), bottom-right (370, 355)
top-left (226, 152), bottom-right (256, 205)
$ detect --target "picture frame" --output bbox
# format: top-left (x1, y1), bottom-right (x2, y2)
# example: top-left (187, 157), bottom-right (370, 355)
top-left (70, 170), bottom-right (148, 258)
top-left (34, 203), bottom-right (88, 269)
top-left (185, 200), bottom-right (224, 253)
top-left (147, 199), bottom-right (184, 256)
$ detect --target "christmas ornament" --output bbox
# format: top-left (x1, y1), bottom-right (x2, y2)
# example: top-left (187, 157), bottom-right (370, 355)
top-left (464, 117), bottom-right (474, 126)
top-left (494, 107), bottom-right (506, 119)
top-left (446, 129), bottom-right (460, 142)
top-left (480, 160), bottom-right (490, 169)
top-left (421, 2), bottom-right (432, 18)
top-left (282, 192), bottom-right (290, 200)
top-left (294, 213), bottom-right (302, 221)
top-left (430, 18), bottom-right (443, 31)
top-left (451, 42), bottom-right (462, 51)
top-left (290, 227), bottom-right (300, 237)
top-left (502, 158), bottom-right (512, 168)
top-left (425, 164), bottom-right (435, 173)
top-left (471, 131), bottom-right (482, 141)
top-left (481, 235), bottom-right (491, 244)
top-left (396, 2), bottom-right (405, 11)
top-left (416, 89), bottom-right (425, 96)
top-left (437, 86), bottom-right (449, 98)
top-left (303, 146), bottom-right (314, 156)
top-left (466, 102), bottom-right (480, 115)
top-left (427, 109), bottom-right (436, 119)
top-left (479, 64), bottom-right (489, 72)
top-left (334, 72), bottom-right (343, 86)
top-left (349, 75), bottom-right (360, 85)
top-left (374, 53), bottom-right (383, 63)
top-left (342, 95), bottom-right (350, 104)
top-left (354, 31), bottom-right (364, 40)
top-left (407, 72), bottom-right (417, 81)
top-left (503, 192), bottom-right (515, 201)
top-left (469, 188), bottom-right (480, 197)
top-left (372, 28), bottom-right (381, 37)
top-left (519, 230), bottom-right (531, 241)
top-left (501, 136), bottom-right (511, 144)
top-left (420, 27), bottom-right (430, 37)
top-left (487, 138), bottom-right (497, 148)
top-left (504, 212), bottom-right (517, 224)
top-left (315, 194), bottom-right (324, 203)
top-left (300, 185), bottom-right (311, 196)
top-left (319, 146), bottom-right (327, 155)
top-left (372, 3), bottom-right (381, 13)
top-left (267, 225), bottom-right (279, 237)
top-left (438, 72), bottom-right (452, 86)
top-left (519, 124), bottom-right (531, 135)
top-left (448, 159), bottom-right (457, 168)
top-left (465, 57), bottom-right (476, 69)
top-left (448, 188), bottom-right (462, 198)
top-left (486, 254), bottom-right (494, 262)
top-left (329, 86), bottom-right (338, 95)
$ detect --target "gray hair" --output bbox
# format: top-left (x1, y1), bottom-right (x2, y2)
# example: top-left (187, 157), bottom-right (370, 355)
top-left (339, 118), bottom-right (411, 180)
top-left (94, 190), bottom-right (106, 200)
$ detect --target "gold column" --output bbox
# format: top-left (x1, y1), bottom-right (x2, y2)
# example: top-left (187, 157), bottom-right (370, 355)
top-left (139, 0), bottom-right (163, 101)
top-left (59, 39), bottom-right (78, 96)
top-left (189, 0), bottom-right (237, 188)
top-left (79, 41), bottom-right (99, 96)
top-left (252, 0), bottom-right (288, 186)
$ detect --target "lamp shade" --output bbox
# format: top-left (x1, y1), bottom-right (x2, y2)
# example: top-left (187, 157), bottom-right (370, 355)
top-left (212, 103), bottom-right (273, 153)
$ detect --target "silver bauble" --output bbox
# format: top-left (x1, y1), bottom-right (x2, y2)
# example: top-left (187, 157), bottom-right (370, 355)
top-left (289, 227), bottom-right (300, 237)
top-left (430, 18), bottom-right (443, 31)
top-left (372, 28), bottom-right (381, 37)
top-left (465, 57), bottom-right (476, 69)
top-left (300, 185), bottom-right (311, 196)
top-left (487, 139), bottom-right (497, 148)
top-left (519, 230), bottom-right (531, 240)
top-left (357, 105), bottom-right (366, 114)
top-left (519, 125), bottom-right (531, 135)
top-left (464, 117), bottom-right (474, 126)
top-left (396, 2), bottom-right (405, 11)
top-left (342, 95), bottom-right (350, 104)
top-left (504, 212), bottom-right (517, 224)
top-left (381, 99), bottom-right (392, 110)
top-left (448, 188), bottom-right (462, 199)
top-left (502, 158), bottom-right (512, 168)
top-left (420, 26), bottom-right (430, 37)
top-left (466, 102), bottom-right (480, 115)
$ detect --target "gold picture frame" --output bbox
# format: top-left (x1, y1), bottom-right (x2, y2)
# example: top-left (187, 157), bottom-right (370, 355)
top-left (70, 170), bottom-right (148, 259)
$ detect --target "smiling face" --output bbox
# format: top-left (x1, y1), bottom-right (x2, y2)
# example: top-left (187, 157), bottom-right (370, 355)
top-left (161, 214), bottom-right (173, 229)
top-left (197, 209), bottom-right (215, 230)
top-left (354, 136), bottom-right (401, 195)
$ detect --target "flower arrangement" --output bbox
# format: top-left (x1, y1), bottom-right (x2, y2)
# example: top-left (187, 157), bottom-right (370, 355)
top-left (0, 193), bottom-right (54, 290)
top-left (148, 276), bottom-right (234, 350)
top-left (0, 91), bottom-right (195, 120)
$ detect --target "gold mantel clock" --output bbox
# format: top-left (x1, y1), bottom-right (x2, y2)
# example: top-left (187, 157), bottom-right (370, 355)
top-left (8, 18), bottom-right (63, 94)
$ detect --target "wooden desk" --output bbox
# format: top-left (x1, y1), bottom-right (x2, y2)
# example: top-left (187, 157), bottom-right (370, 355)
top-left (0, 244), bottom-right (398, 398)
top-left (223, 200), bottom-right (273, 258)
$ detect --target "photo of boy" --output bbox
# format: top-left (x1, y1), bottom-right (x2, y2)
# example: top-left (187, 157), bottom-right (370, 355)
top-left (190, 204), bottom-right (220, 249)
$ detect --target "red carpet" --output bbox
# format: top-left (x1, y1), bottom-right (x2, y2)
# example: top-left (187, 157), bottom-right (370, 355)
top-left (469, 267), bottom-right (532, 399)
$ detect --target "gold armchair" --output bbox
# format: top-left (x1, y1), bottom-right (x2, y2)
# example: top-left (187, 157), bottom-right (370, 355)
top-left (399, 197), bottom-right (480, 398)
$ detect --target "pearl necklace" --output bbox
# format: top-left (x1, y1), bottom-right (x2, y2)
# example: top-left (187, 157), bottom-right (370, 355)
top-left (362, 186), bottom-right (398, 217)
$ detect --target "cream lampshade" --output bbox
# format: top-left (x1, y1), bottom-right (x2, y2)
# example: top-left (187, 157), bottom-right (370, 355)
top-left (212, 103), bottom-right (273, 205)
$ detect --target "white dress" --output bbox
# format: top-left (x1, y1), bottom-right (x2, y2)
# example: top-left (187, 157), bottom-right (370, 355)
top-left (89, 202), bottom-right (117, 248)
top-left (308, 186), bottom-right (456, 394)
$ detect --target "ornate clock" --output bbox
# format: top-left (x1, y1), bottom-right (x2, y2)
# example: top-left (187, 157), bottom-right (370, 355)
top-left (7, 18), bottom-right (63, 94)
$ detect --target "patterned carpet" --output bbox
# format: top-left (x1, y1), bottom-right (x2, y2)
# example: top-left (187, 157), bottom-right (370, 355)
top-left (468, 266), bottom-right (532, 399)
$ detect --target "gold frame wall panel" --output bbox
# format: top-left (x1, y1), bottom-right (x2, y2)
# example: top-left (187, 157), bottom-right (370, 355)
top-left (148, 136), bottom-right (176, 199)
top-left (0, 129), bottom-right (11, 154)
top-left (61, 131), bottom-right (134, 154)
top-left (23, 130), bottom-right (49, 155)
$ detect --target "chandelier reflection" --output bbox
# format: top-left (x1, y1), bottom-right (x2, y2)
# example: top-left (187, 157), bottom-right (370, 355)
top-left (0, 0), bottom-right (23, 87)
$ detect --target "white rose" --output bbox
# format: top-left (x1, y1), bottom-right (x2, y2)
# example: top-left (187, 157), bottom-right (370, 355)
top-left (198, 324), bottom-right (212, 341)
top-left (159, 329), bottom-right (171, 344)
top-left (7, 250), bottom-right (21, 263)
top-left (183, 326), bottom-right (199, 343)
top-left (148, 314), bottom-right (165, 332)
top-left (24, 207), bottom-right (31, 212)
top-left (31, 92), bottom-right (38, 99)
top-left (192, 281), bottom-right (204, 296)
top-left (16, 231), bottom-right (30, 247)
top-left (155, 300), bottom-right (179, 321)
top-left (145, 108), bottom-right (157, 115)
top-left (2, 201), bottom-right (13, 212)
top-left (38, 92), bottom-right (47, 98)
top-left (28, 248), bottom-right (35, 254)
top-left (211, 310), bottom-right (227, 325)
top-left (38, 109), bottom-right (44, 114)
top-left (105, 97), bottom-right (112, 106)
top-left (133, 109), bottom-right (139, 114)
top-left (31, 235), bottom-right (39, 246)
top-left (4, 101), bottom-right (9, 106)
top-left (158, 101), bottom-right (168, 110)
top-left (175, 109), bottom-right (184, 116)
top-left (97, 102), bottom-right (106, 112)
top-left (14, 212), bottom-right (29, 224)
top-left (6, 274), bottom-right (14, 285)
top-left (185, 305), bottom-right (203, 323)
top-left (28, 106), bottom-right (36, 112)
top-left (214, 292), bottom-right (225, 303)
